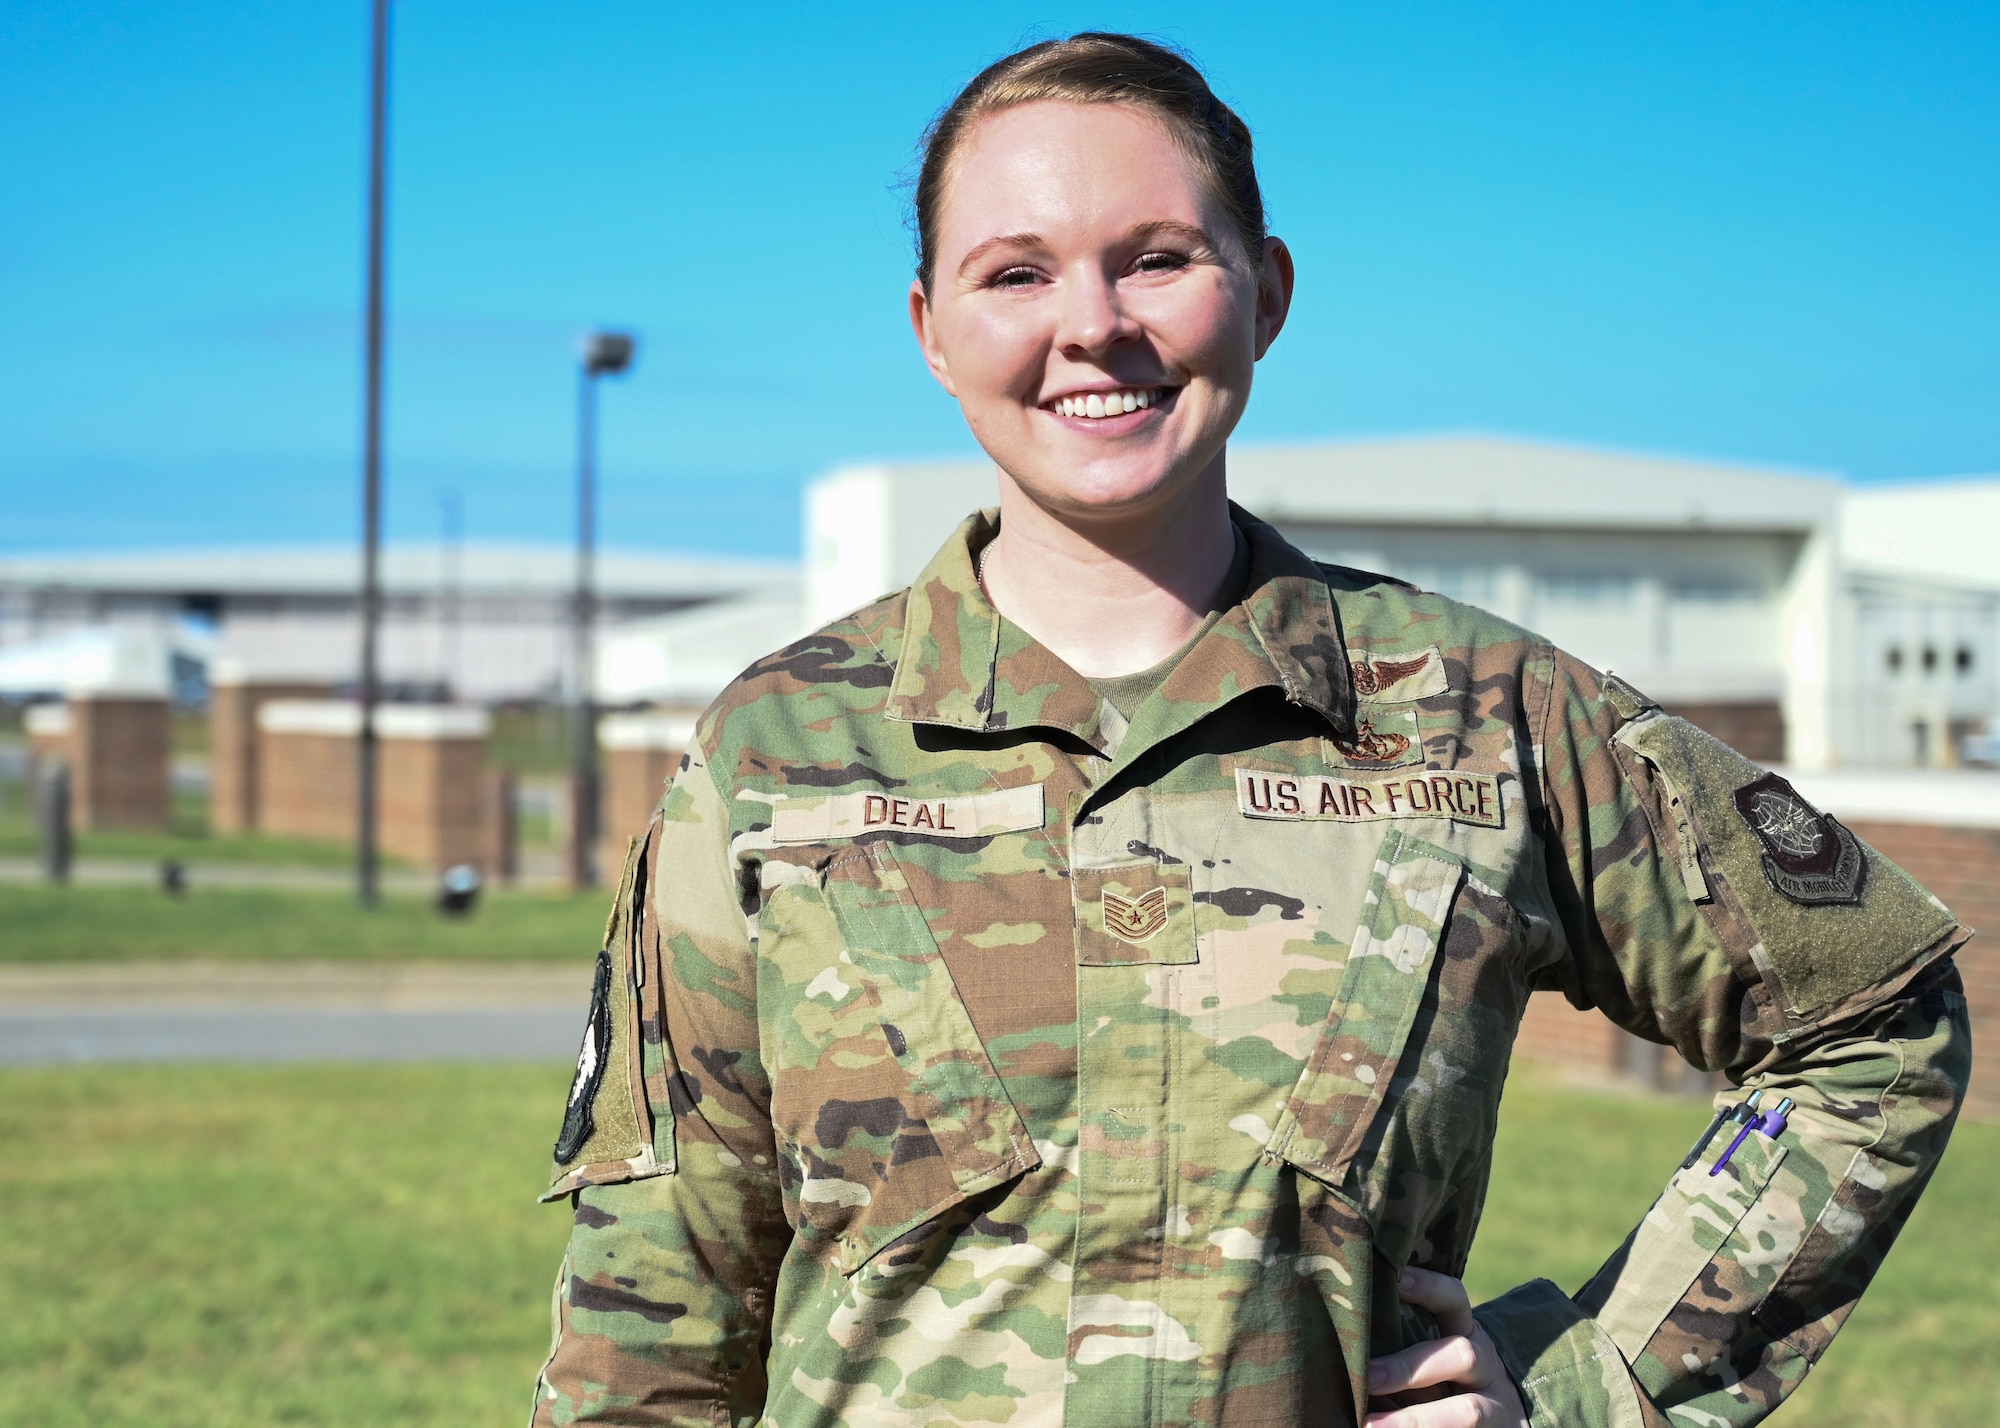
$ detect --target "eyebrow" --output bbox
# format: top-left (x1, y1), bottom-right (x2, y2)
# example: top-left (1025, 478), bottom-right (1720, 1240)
top-left (953, 220), bottom-right (1220, 281)
top-left (955, 232), bottom-right (1045, 280)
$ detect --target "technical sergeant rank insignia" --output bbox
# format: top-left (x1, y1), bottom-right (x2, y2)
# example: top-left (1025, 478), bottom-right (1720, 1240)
top-left (1103, 886), bottom-right (1170, 943)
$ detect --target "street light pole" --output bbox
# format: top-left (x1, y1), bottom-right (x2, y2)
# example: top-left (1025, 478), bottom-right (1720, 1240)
top-left (356, 0), bottom-right (389, 907)
top-left (570, 331), bottom-right (635, 890)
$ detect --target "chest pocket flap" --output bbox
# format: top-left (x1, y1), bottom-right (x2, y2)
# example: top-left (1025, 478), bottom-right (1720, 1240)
top-left (1267, 828), bottom-right (1465, 1187)
top-left (760, 839), bottom-right (1040, 1275)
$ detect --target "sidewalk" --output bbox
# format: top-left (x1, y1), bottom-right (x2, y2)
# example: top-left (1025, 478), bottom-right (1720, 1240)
top-left (0, 960), bottom-right (589, 1064)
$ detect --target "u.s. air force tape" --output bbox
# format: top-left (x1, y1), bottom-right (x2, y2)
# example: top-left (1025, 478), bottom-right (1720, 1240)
top-left (1236, 767), bottom-right (1505, 829)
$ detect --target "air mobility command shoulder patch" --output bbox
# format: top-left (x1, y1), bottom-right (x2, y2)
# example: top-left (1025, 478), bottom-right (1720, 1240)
top-left (554, 948), bottom-right (613, 1164)
top-left (1732, 772), bottom-right (1866, 906)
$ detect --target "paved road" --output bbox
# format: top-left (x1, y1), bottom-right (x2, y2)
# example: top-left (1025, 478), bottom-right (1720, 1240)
top-left (0, 962), bottom-right (587, 1064)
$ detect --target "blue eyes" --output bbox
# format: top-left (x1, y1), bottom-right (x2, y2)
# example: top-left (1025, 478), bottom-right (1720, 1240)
top-left (985, 253), bottom-right (1188, 290)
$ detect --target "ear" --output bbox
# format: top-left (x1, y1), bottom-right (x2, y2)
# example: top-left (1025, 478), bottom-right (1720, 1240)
top-left (1251, 236), bottom-right (1295, 361)
top-left (909, 278), bottom-right (959, 397)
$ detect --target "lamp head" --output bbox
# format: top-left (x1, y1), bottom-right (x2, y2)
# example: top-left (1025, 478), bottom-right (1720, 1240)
top-left (581, 330), bottom-right (636, 377)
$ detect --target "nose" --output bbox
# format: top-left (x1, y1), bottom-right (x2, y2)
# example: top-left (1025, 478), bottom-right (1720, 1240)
top-left (1052, 264), bottom-right (1141, 359)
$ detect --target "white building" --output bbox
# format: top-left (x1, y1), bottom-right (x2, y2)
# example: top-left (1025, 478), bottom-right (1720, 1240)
top-left (790, 435), bottom-right (1995, 770)
top-left (0, 543), bottom-right (788, 704)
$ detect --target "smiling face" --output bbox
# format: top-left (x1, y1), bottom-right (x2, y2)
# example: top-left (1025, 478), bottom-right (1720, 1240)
top-left (911, 101), bottom-right (1292, 532)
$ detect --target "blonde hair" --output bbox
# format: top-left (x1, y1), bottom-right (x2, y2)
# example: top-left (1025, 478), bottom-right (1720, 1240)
top-left (914, 33), bottom-right (1267, 296)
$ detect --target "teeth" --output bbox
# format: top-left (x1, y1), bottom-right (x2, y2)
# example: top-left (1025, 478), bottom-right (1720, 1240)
top-left (1052, 388), bottom-right (1162, 419)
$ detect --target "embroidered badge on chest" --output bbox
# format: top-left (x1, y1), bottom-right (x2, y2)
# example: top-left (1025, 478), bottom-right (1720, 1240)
top-left (1350, 654), bottom-right (1429, 697)
top-left (554, 948), bottom-right (613, 1164)
top-left (1732, 773), bottom-right (1866, 906)
top-left (1103, 886), bottom-right (1169, 943)
top-left (1331, 718), bottom-right (1413, 764)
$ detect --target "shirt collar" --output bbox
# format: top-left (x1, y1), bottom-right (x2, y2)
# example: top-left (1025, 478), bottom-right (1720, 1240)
top-left (884, 504), bottom-right (1352, 752)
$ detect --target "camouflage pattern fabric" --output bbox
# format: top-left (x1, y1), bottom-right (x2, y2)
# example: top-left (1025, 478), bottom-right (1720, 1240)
top-left (531, 507), bottom-right (1970, 1427)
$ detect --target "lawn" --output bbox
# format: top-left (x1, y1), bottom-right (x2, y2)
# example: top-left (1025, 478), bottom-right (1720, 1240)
top-left (1466, 1070), bottom-right (1997, 1426)
top-left (0, 1064), bottom-right (1991, 1426)
top-left (0, 782), bottom-right (404, 869)
top-left (0, 884), bottom-right (610, 963)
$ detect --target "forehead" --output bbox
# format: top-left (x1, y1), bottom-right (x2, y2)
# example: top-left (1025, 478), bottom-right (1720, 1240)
top-left (937, 100), bottom-right (1217, 249)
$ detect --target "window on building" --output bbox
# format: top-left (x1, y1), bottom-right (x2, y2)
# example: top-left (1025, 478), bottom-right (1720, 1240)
top-left (1886, 645), bottom-right (1903, 673)
top-left (1668, 578), bottom-right (1762, 604)
top-left (1957, 645), bottom-right (1975, 675)
top-left (1922, 645), bottom-right (1938, 673)
top-left (1540, 573), bottom-right (1636, 606)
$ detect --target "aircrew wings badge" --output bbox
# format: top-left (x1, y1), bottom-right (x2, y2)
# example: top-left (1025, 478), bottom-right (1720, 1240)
top-left (1103, 886), bottom-right (1169, 943)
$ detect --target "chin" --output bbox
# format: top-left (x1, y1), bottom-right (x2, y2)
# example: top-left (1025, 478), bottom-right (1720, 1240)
top-left (1013, 461), bottom-right (1199, 519)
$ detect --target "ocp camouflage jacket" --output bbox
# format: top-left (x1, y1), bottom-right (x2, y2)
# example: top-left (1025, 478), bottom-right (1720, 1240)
top-left (532, 508), bottom-right (1970, 1428)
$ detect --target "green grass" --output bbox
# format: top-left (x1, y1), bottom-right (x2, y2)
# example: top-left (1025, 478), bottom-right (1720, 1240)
top-left (0, 781), bottom-right (403, 869)
top-left (0, 884), bottom-right (609, 962)
top-left (0, 1063), bottom-right (575, 1426)
top-left (0, 1064), bottom-right (1989, 1425)
top-left (1467, 1068), bottom-right (2000, 1426)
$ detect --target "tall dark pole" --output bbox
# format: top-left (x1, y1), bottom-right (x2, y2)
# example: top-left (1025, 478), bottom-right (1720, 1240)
top-left (356, 0), bottom-right (388, 906)
top-left (570, 365), bottom-right (598, 889)
top-left (569, 331), bottom-right (634, 890)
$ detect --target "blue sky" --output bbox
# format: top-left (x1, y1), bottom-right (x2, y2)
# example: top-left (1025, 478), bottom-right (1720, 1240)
top-left (3, 2), bottom-right (1995, 558)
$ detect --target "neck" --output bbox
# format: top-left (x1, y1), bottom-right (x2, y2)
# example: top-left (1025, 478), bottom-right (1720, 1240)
top-left (980, 459), bottom-right (1237, 678)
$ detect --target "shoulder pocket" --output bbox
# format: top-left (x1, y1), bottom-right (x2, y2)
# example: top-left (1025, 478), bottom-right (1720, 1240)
top-left (758, 839), bottom-right (1039, 1275)
top-left (1267, 827), bottom-right (1465, 1187)
top-left (542, 819), bottom-right (676, 1200)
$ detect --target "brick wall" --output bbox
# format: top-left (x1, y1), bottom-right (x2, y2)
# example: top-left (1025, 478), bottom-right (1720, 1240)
top-left (255, 703), bottom-right (493, 872)
top-left (209, 681), bottom-right (334, 833)
top-left (1663, 699), bottom-right (1786, 763)
top-left (1845, 819), bottom-right (1999, 1121)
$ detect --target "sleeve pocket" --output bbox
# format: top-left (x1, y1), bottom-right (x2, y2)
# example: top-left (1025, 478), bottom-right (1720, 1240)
top-left (1576, 1130), bottom-right (1790, 1363)
top-left (543, 818), bottom-right (677, 1200)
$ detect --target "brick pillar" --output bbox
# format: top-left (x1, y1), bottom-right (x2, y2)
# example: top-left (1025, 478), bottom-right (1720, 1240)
top-left (209, 679), bottom-right (335, 833)
top-left (255, 701), bottom-right (492, 872)
top-left (52, 696), bottom-right (170, 831)
top-left (597, 711), bottom-right (695, 880)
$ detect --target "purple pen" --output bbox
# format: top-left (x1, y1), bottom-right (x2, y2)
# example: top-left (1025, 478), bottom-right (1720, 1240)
top-left (1712, 1095), bottom-right (1795, 1175)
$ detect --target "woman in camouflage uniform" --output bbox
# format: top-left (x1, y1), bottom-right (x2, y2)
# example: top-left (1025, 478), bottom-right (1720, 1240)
top-left (533, 33), bottom-right (1969, 1428)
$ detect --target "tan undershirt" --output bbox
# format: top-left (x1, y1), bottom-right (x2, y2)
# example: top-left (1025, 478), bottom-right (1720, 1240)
top-left (1084, 524), bottom-right (1252, 719)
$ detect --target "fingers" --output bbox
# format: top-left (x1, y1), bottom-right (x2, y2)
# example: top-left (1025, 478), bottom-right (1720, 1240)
top-left (1368, 1335), bottom-right (1480, 1396)
top-left (1364, 1392), bottom-right (1497, 1428)
top-left (1396, 1265), bottom-right (1475, 1338)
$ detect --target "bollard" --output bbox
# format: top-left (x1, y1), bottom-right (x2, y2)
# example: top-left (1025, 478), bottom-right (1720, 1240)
top-left (437, 863), bottom-right (482, 917)
top-left (37, 760), bottom-right (73, 884)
